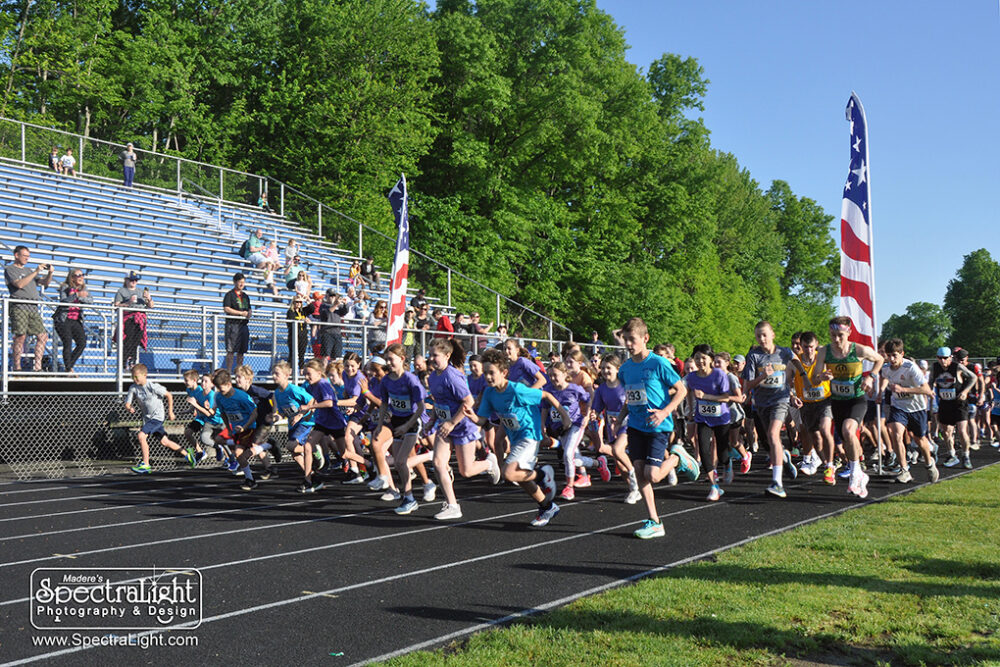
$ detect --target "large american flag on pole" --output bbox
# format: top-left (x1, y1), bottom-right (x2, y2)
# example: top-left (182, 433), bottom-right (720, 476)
top-left (839, 92), bottom-right (876, 348)
top-left (385, 174), bottom-right (409, 346)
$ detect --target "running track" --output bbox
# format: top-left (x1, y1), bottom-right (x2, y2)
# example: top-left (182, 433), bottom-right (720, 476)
top-left (0, 448), bottom-right (996, 666)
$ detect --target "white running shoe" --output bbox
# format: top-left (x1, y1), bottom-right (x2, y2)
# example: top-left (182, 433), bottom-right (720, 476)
top-left (666, 469), bottom-right (678, 486)
top-left (624, 488), bottom-right (641, 504)
top-left (530, 502), bottom-right (560, 527)
top-left (434, 502), bottom-right (462, 520)
top-left (486, 452), bottom-right (501, 485)
top-left (380, 489), bottom-right (401, 502)
top-left (423, 481), bottom-right (437, 502)
top-left (367, 475), bottom-right (389, 491)
top-left (848, 471), bottom-right (870, 499)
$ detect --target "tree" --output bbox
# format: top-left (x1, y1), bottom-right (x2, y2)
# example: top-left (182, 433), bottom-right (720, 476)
top-left (943, 249), bottom-right (1000, 356)
top-left (880, 302), bottom-right (951, 359)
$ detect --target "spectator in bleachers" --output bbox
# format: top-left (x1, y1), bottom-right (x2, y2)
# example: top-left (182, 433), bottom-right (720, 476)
top-left (60, 148), bottom-right (76, 176)
top-left (223, 272), bottom-right (252, 373)
top-left (262, 264), bottom-right (279, 297)
top-left (247, 229), bottom-right (267, 267)
top-left (54, 268), bottom-right (92, 374)
top-left (4, 245), bottom-right (53, 373)
top-left (284, 256), bottom-right (305, 290)
top-left (286, 294), bottom-right (309, 371)
top-left (470, 311), bottom-right (492, 354)
top-left (294, 270), bottom-right (312, 299)
top-left (119, 143), bottom-right (139, 187)
top-left (433, 308), bottom-right (454, 339)
top-left (367, 299), bottom-right (388, 354)
top-left (359, 256), bottom-right (380, 287)
top-left (588, 330), bottom-right (605, 357)
top-left (343, 284), bottom-right (357, 307)
top-left (402, 308), bottom-right (417, 363)
top-left (48, 147), bottom-right (62, 174)
top-left (351, 290), bottom-right (370, 321)
top-left (113, 271), bottom-right (152, 370)
top-left (284, 239), bottom-right (300, 268)
top-left (415, 303), bottom-right (431, 331)
top-left (348, 260), bottom-right (362, 288)
top-left (495, 323), bottom-right (509, 346)
top-left (410, 288), bottom-right (428, 311)
top-left (316, 289), bottom-right (349, 362)
top-left (262, 240), bottom-right (280, 270)
top-left (257, 190), bottom-right (273, 214)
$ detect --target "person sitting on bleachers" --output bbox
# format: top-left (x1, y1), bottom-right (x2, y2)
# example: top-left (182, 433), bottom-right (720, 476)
top-left (247, 229), bottom-right (267, 267)
top-left (60, 148), bottom-right (77, 176)
top-left (257, 191), bottom-right (274, 214)
top-left (262, 240), bottom-right (280, 271)
top-left (284, 238), bottom-right (300, 269)
top-left (359, 256), bottom-right (380, 287)
top-left (284, 255), bottom-right (305, 290)
top-left (410, 288), bottom-right (428, 311)
top-left (350, 289), bottom-right (370, 321)
top-left (48, 147), bottom-right (63, 174)
top-left (294, 270), bottom-right (312, 299)
top-left (433, 308), bottom-right (454, 339)
top-left (348, 260), bottom-right (362, 288)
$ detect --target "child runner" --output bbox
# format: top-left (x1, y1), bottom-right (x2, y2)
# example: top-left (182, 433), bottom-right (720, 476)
top-left (300, 359), bottom-right (355, 492)
top-left (685, 344), bottom-right (733, 501)
top-left (564, 349), bottom-right (600, 486)
top-left (463, 348), bottom-right (569, 527)
top-left (714, 352), bottom-right (750, 481)
top-left (811, 316), bottom-right (884, 499)
top-left (211, 369), bottom-right (263, 490)
top-left (616, 318), bottom-right (699, 539)
top-left (180, 369), bottom-right (215, 467)
top-left (234, 365), bottom-right (282, 479)
top-left (592, 354), bottom-right (639, 503)
top-left (546, 362), bottom-right (609, 500)
top-left (878, 338), bottom-right (939, 483)
top-left (929, 346), bottom-right (977, 469)
top-left (272, 361), bottom-right (316, 482)
top-left (428, 338), bottom-right (501, 520)
top-left (376, 344), bottom-right (429, 514)
top-left (126, 364), bottom-right (193, 473)
top-left (791, 331), bottom-right (836, 484)
top-left (340, 353), bottom-right (372, 484)
top-left (742, 321), bottom-right (798, 498)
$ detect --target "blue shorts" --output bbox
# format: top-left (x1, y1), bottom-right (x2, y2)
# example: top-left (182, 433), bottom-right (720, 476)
top-left (141, 420), bottom-right (166, 436)
top-left (626, 427), bottom-right (670, 466)
top-left (889, 406), bottom-right (928, 438)
top-left (288, 421), bottom-right (314, 444)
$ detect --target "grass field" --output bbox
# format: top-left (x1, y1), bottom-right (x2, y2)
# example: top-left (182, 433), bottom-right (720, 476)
top-left (386, 464), bottom-right (1000, 666)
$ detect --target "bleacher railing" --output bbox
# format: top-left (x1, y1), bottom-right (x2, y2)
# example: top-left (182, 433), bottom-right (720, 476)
top-left (1, 297), bottom-right (579, 394)
top-left (0, 116), bottom-right (576, 341)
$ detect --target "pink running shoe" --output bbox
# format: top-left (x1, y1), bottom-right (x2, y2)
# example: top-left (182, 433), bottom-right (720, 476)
top-left (559, 485), bottom-right (576, 500)
top-left (574, 473), bottom-right (592, 488)
top-left (740, 453), bottom-right (752, 475)
top-left (596, 456), bottom-right (612, 483)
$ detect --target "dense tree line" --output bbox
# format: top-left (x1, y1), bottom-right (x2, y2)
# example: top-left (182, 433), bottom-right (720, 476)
top-left (0, 0), bottom-right (839, 349)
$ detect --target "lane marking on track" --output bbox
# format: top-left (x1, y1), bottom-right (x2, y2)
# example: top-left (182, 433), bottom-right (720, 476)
top-left (1, 461), bottom-right (993, 667)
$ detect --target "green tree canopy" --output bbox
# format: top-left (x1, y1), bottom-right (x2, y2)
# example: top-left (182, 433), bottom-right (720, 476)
top-left (943, 249), bottom-right (1000, 357)
top-left (880, 302), bottom-right (952, 359)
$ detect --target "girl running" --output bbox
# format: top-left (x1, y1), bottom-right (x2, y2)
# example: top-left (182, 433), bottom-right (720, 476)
top-left (547, 362), bottom-right (608, 500)
top-left (376, 344), bottom-right (429, 514)
top-left (592, 354), bottom-right (639, 503)
top-left (685, 344), bottom-right (733, 501)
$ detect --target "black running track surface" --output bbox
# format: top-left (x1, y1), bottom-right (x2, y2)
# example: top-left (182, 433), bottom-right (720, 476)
top-left (1, 448), bottom-right (996, 667)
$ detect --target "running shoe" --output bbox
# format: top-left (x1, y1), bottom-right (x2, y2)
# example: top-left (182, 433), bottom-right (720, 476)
top-left (313, 446), bottom-right (325, 470)
top-left (798, 460), bottom-right (816, 476)
top-left (633, 519), bottom-right (665, 539)
top-left (883, 463), bottom-right (902, 476)
top-left (823, 465), bottom-right (836, 485)
top-left (434, 502), bottom-right (462, 520)
top-left (367, 475), bottom-right (389, 491)
top-left (837, 467), bottom-right (851, 480)
top-left (894, 468), bottom-right (913, 484)
top-left (992, 440), bottom-right (1000, 449)
top-left (848, 471), bottom-right (869, 499)
top-left (395, 498), bottom-right (419, 515)
top-left (380, 488), bottom-right (401, 502)
top-left (194, 449), bottom-right (207, 464)
top-left (740, 453), bottom-right (752, 475)
top-left (574, 473), bottom-right (592, 488)
top-left (259, 469), bottom-right (278, 481)
top-left (184, 448), bottom-right (197, 468)
top-left (766, 483), bottom-right (786, 498)
top-left (943, 454), bottom-right (960, 467)
top-left (670, 444), bottom-right (701, 481)
top-left (624, 488), bottom-right (641, 505)
top-left (486, 452), bottom-right (501, 485)
top-left (226, 458), bottom-right (240, 473)
top-left (297, 481), bottom-right (310, 493)
top-left (970, 441), bottom-right (980, 451)
top-left (307, 480), bottom-right (326, 494)
top-left (783, 450), bottom-right (798, 480)
top-left (927, 463), bottom-right (940, 483)
top-left (559, 485), bottom-right (575, 501)
top-left (596, 456), bottom-right (612, 483)
top-left (707, 484), bottom-right (724, 502)
top-left (539, 465), bottom-right (556, 506)
top-left (240, 478), bottom-right (259, 491)
top-left (423, 482), bottom-right (437, 502)
top-left (666, 469), bottom-right (678, 486)
top-left (963, 455), bottom-right (973, 470)
top-left (530, 502), bottom-right (560, 527)
top-left (270, 441), bottom-right (283, 464)
top-left (342, 471), bottom-right (367, 485)
top-left (130, 462), bottom-right (152, 474)
top-left (723, 460), bottom-right (735, 485)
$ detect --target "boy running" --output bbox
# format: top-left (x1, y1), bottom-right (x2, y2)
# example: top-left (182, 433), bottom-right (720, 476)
top-left (929, 346), bottom-right (977, 469)
top-left (791, 331), bottom-right (836, 484)
top-left (878, 338), bottom-right (939, 483)
top-left (212, 369), bottom-right (263, 490)
top-left (125, 364), bottom-right (193, 473)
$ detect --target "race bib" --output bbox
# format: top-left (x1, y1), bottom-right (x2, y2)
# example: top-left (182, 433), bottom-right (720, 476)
top-left (830, 380), bottom-right (855, 397)
top-left (697, 400), bottom-right (722, 417)
top-left (625, 385), bottom-right (648, 406)
top-left (435, 404), bottom-right (452, 421)
top-left (804, 386), bottom-right (826, 401)
top-left (499, 413), bottom-right (521, 431)
top-left (938, 388), bottom-right (956, 401)
top-left (389, 394), bottom-right (412, 413)
top-left (760, 372), bottom-right (784, 388)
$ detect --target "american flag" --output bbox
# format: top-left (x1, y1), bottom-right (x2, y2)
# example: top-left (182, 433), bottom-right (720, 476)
top-left (385, 174), bottom-right (409, 346)
top-left (839, 92), bottom-right (876, 348)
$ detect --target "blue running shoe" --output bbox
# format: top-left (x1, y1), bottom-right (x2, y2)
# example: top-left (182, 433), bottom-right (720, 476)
top-left (130, 462), bottom-right (151, 474)
top-left (215, 447), bottom-right (224, 461)
top-left (227, 458), bottom-right (240, 473)
top-left (633, 519), bottom-right (665, 539)
top-left (194, 450), bottom-right (207, 464)
top-left (783, 450), bottom-right (797, 480)
top-left (766, 482), bottom-right (786, 498)
top-left (670, 444), bottom-right (700, 481)
top-left (395, 498), bottom-right (419, 515)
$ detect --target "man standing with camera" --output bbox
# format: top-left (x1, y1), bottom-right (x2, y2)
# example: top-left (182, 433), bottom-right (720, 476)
top-left (4, 245), bottom-right (53, 372)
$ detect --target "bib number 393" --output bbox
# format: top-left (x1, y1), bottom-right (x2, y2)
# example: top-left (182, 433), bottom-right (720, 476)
top-left (625, 386), bottom-right (648, 406)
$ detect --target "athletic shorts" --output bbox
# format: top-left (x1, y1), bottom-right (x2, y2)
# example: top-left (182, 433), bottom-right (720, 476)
top-left (757, 402), bottom-right (790, 426)
top-left (140, 419), bottom-right (166, 436)
top-left (832, 397), bottom-right (867, 431)
top-left (389, 414), bottom-right (419, 436)
top-left (288, 421), bottom-right (314, 444)
top-left (799, 399), bottom-right (832, 433)
top-left (224, 321), bottom-right (249, 354)
top-left (11, 306), bottom-right (45, 337)
top-left (314, 423), bottom-right (346, 439)
top-left (506, 438), bottom-right (540, 471)
top-left (863, 400), bottom-right (879, 423)
top-left (937, 399), bottom-right (968, 426)
top-left (991, 413), bottom-right (1000, 426)
top-left (626, 427), bottom-right (670, 467)
top-left (889, 405), bottom-right (928, 438)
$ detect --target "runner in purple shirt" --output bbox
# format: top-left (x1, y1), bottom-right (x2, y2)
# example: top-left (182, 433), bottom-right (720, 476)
top-left (685, 344), bottom-right (737, 502)
top-left (591, 354), bottom-right (639, 503)
top-left (546, 362), bottom-right (611, 501)
top-left (376, 344), bottom-right (429, 515)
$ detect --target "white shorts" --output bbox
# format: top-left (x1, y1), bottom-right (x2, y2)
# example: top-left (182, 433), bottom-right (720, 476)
top-left (506, 438), bottom-right (540, 471)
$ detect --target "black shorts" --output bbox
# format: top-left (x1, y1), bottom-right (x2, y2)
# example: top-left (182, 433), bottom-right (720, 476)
top-left (626, 427), bottom-right (670, 466)
top-left (937, 399), bottom-right (968, 426)
top-left (799, 399), bottom-right (832, 433)
top-left (314, 424), bottom-right (346, 439)
top-left (389, 414), bottom-right (420, 436)
top-left (832, 396), bottom-right (867, 432)
top-left (185, 419), bottom-right (206, 433)
top-left (991, 413), bottom-right (1000, 426)
top-left (224, 321), bottom-right (249, 354)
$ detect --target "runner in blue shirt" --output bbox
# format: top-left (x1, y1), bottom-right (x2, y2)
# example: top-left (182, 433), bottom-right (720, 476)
top-left (211, 369), bottom-right (262, 490)
top-left (272, 360), bottom-right (316, 484)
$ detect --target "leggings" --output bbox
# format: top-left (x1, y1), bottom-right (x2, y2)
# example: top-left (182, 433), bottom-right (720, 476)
top-left (561, 424), bottom-right (585, 482)
top-left (696, 421), bottom-right (731, 471)
top-left (55, 319), bottom-right (87, 371)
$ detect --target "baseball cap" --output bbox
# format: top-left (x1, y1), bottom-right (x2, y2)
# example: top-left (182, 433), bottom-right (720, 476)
top-left (918, 359), bottom-right (929, 370)
top-left (325, 288), bottom-right (338, 297)
top-left (936, 347), bottom-right (951, 358)
top-left (126, 271), bottom-right (141, 281)
top-left (955, 348), bottom-right (969, 360)
top-left (733, 354), bottom-right (746, 363)
top-left (311, 291), bottom-right (322, 300)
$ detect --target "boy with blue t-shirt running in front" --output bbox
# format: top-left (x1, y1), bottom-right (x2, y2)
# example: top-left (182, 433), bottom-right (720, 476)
top-left (272, 361), bottom-right (316, 482)
top-left (211, 369), bottom-right (263, 490)
top-left (464, 348), bottom-right (571, 528)
top-left (615, 318), bottom-right (699, 539)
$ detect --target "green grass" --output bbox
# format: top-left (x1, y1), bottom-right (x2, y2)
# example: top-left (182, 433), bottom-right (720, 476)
top-left (386, 465), bottom-right (1000, 666)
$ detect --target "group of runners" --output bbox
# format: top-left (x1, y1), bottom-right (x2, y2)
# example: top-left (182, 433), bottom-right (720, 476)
top-left (123, 315), bottom-right (995, 539)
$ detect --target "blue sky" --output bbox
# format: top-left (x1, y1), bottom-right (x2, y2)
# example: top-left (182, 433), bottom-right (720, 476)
top-left (595, 0), bottom-right (1000, 330)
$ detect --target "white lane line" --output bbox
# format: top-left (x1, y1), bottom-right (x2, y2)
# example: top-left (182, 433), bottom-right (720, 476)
top-left (3, 462), bottom-right (993, 667)
top-left (0, 473), bottom-right (197, 494)
top-left (0, 481), bottom-right (217, 509)
top-left (0, 489), bottom-right (240, 524)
